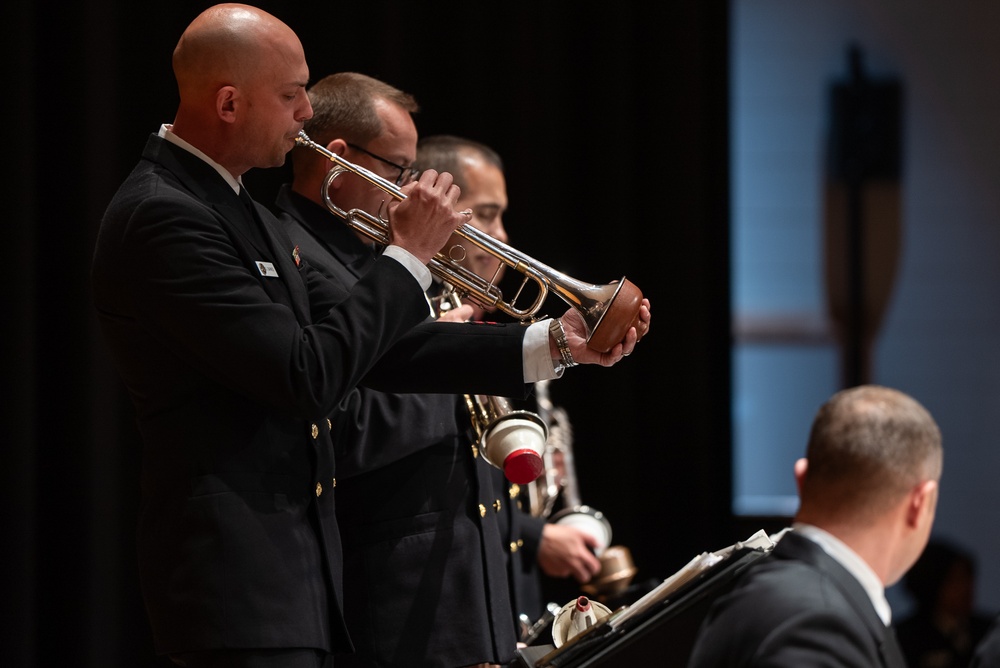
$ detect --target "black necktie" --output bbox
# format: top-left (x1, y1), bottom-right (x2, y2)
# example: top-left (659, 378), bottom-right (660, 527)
top-left (238, 185), bottom-right (254, 212)
top-left (239, 186), bottom-right (264, 224)
top-left (883, 624), bottom-right (907, 668)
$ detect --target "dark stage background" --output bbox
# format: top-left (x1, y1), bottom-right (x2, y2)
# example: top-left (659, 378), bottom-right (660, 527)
top-left (4, 2), bottom-right (733, 665)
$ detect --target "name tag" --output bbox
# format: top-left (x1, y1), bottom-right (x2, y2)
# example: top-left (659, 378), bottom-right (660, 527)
top-left (256, 261), bottom-right (279, 277)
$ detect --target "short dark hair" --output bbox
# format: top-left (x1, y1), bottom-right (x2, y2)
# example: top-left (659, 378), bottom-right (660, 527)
top-left (800, 385), bottom-right (942, 519)
top-left (292, 72), bottom-right (418, 171)
top-left (415, 135), bottom-right (503, 191)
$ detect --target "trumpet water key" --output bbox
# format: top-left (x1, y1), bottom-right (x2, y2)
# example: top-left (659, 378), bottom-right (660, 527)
top-left (294, 130), bottom-right (645, 352)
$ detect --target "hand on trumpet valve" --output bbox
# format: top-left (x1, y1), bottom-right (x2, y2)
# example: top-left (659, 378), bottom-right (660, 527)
top-left (386, 168), bottom-right (466, 265)
top-left (557, 297), bottom-right (651, 366)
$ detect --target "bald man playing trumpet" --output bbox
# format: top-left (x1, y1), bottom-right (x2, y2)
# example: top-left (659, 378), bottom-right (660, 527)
top-left (91, 5), bottom-right (650, 667)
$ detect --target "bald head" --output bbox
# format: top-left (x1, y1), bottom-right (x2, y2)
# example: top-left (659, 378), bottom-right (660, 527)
top-left (173, 4), bottom-right (298, 97)
top-left (169, 4), bottom-right (312, 177)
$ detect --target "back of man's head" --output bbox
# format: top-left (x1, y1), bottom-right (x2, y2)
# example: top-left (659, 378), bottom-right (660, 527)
top-left (798, 384), bottom-right (942, 525)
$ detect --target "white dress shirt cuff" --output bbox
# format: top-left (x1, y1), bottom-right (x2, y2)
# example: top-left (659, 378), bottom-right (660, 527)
top-left (378, 248), bottom-right (559, 384)
top-left (524, 319), bottom-right (563, 382)
top-left (383, 245), bottom-right (432, 291)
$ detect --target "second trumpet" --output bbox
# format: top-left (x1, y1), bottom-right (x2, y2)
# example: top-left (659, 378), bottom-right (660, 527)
top-left (294, 130), bottom-right (644, 352)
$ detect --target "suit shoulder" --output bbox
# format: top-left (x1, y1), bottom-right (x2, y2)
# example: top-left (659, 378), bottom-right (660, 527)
top-left (691, 557), bottom-right (881, 667)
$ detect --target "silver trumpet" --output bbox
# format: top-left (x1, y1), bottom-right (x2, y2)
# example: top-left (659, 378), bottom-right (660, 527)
top-left (294, 131), bottom-right (644, 352)
top-left (436, 285), bottom-right (548, 485)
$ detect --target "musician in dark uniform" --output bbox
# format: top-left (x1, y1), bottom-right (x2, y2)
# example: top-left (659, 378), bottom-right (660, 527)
top-left (91, 7), bottom-right (647, 667)
top-left (687, 385), bottom-right (942, 668)
top-left (415, 135), bottom-right (608, 639)
top-left (276, 73), bottom-right (646, 667)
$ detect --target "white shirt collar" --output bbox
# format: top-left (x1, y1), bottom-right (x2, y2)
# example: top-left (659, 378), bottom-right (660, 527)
top-left (792, 522), bottom-right (893, 626)
top-left (159, 124), bottom-right (242, 195)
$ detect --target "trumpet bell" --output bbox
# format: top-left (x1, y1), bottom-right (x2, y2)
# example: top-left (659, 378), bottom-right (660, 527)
top-left (550, 276), bottom-right (645, 353)
top-left (581, 545), bottom-right (639, 598)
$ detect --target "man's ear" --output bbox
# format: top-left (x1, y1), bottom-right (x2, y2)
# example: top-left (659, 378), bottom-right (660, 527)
top-left (324, 139), bottom-right (349, 189)
top-left (217, 86), bottom-right (238, 123)
top-left (325, 138), bottom-right (348, 156)
top-left (907, 479), bottom-right (938, 527)
top-left (793, 458), bottom-right (808, 496)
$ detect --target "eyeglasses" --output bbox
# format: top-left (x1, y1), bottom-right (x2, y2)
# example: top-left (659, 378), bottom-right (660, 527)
top-left (346, 142), bottom-right (419, 186)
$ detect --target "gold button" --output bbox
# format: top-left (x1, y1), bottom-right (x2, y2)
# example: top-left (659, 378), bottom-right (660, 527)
top-left (509, 484), bottom-right (521, 499)
top-left (326, 418), bottom-right (332, 430)
top-left (510, 541), bottom-right (519, 553)
top-left (332, 478), bottom-right (337, 488)
top-left (493, 499), bottom-right (502, 513)
top-left (471, 444), bottom-right (479, 459)
top-left (478, 504), bottom-right (487, 518)
top-left (311, 423), bottom-right (319, 439)
top-left (315, 482), bottom-right (322, 497)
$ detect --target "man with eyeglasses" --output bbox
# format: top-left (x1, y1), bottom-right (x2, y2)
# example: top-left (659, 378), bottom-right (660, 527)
top-left (278, 71), bottom-right (511, 668)
top-left (344, 141), bottom-right (420, 188)
top-left (274, 73), bottom-right (643, 668)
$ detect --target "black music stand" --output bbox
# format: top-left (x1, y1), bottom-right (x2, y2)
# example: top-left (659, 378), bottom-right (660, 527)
top-left (514, 545), bottom-right (769, 668)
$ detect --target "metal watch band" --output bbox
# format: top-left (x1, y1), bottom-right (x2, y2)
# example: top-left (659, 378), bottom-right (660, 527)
top-left (549, 318), bottom-right (578, 369)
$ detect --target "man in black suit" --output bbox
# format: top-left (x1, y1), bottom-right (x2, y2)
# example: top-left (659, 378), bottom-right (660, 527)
top-left (276, 74), bottom-right (617, 667)
top-left (414, 134), bottom-right (610, 633)
top-left (687, 385), bottom-right (942, 668)
top-left (90, 5), bottom-right (648, 668)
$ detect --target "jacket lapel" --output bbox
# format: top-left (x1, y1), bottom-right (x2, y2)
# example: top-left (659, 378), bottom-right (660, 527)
top-left (275, 186), bottom-right (377, 287)
top-left (258, 208), bottom-right (312, 324)
top-left (778, 533), bottom-right (903, 668)
top-left (144, 136), bottom-right (312, 324)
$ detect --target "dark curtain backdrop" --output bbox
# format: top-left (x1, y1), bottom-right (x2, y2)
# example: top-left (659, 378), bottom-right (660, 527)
top-left (3, 1), bottom-right (732, 666)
